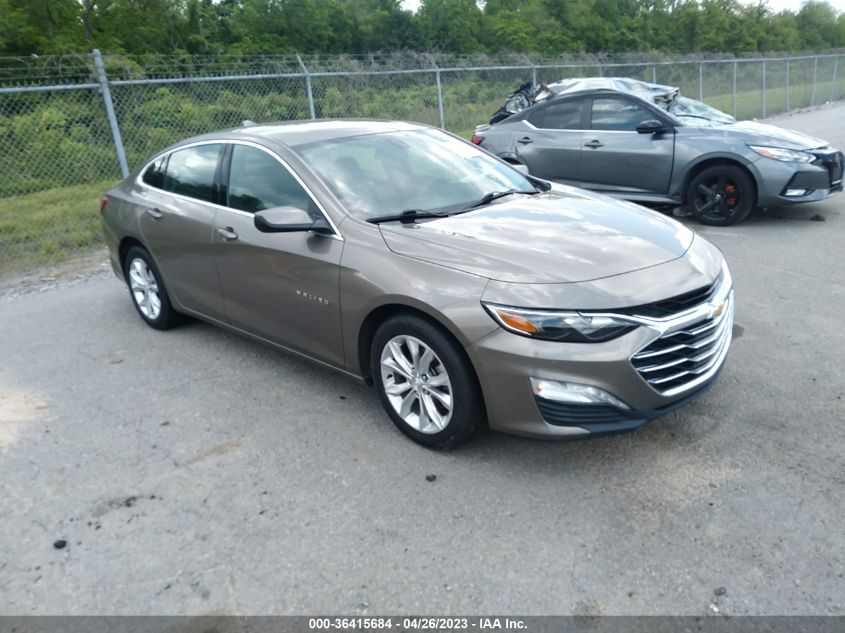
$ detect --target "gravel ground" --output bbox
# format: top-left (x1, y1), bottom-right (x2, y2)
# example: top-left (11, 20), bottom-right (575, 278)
top-left (1, 105), bottom-right (844, 616)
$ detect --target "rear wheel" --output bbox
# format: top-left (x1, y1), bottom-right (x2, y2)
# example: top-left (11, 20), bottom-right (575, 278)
top-left (371, 315), bottom-right (484, 449)
top-left (687, 165), bottom-right (755, 226)
top-left (123, 246), bottom-right (182, 330)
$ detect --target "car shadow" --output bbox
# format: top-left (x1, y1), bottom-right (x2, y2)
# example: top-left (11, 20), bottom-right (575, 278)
top-left (671, 203), bottom-right (832, 229)
top-left (134, 280), bottom-right (734, 483)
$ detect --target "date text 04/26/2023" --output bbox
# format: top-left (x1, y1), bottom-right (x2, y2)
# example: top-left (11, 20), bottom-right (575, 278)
top-left (308, 617), bottom-right (528, 630)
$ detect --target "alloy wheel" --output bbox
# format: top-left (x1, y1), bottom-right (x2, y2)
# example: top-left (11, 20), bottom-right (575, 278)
top-left (694, 175), bottom-right (742, 221)
top-left (128, 257), bottom-right (162, 320)
top-left (379, 335), bottom-right (453, 434)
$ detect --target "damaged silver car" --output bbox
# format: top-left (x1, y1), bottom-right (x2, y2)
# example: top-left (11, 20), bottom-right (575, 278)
top-left (476, 78), bottom-right (842, 225)
top-left (488, 77), bottom-right (734, 126)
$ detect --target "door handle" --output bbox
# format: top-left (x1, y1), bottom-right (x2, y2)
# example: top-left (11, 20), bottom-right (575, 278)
top-left (584, 139), bottom-right (604, 148)
top-left (146, 207), bottom-right (163, 220)
top-left (517, 136), bottom-right (533, 144)
top-left (217, 227), bottom-right (238, 241)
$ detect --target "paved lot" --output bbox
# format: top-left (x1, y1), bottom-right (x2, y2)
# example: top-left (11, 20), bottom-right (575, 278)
top-left (1, 105), bottom-right (844, 616)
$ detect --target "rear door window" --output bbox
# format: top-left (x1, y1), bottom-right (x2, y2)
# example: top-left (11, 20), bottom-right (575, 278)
top-left (163, 144), bottom-right (222, 203)
top-left (528, 100), bottom-right (585, 130)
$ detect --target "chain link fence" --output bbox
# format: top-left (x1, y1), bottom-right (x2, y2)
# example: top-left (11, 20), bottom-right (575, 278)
top-left (1, 51), bottom-right (844, 272)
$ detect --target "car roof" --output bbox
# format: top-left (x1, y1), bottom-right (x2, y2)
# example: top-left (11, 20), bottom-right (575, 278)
top-left (499, 88), bottom-right (660, 124)
top-left (547, 88), bottom-right (654, 102)
top-left (171, 119), bottom-right (430, 151)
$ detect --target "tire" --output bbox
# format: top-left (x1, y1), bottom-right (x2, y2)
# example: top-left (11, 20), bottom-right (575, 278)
top-left (123, 246), bottom-right (182, 330)
top-left (371, 315), bottom-right (484, 449)
top-left (686, 164), bottom-right (756, 226)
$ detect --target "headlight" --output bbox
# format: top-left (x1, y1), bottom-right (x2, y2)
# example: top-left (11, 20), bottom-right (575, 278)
top-left (749, 145), bottom-right (814, 163)
top-left (720, 257), bottom-right (732, 290)
top-left (482, 303), bottom-right (636, 343)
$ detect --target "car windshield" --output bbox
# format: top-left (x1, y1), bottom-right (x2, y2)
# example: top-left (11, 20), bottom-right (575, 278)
top-left (296, 129), bottom-right (536, 220)
top-left (668, 96), bottom-right (735, 125)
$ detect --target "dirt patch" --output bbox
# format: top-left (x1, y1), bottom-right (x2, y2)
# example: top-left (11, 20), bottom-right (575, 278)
top-left (91, 494), bottom-right (159, 519)
top-left (0, 389), bottom-right (48, 449)
top-left (0, 248), bottom-right (111, 301)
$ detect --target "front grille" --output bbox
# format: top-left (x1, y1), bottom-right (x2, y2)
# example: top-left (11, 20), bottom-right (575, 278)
top-left (618, 279), bottom-right (720, 319)
top-left (631, 293), bottom-right (733, 395)
top-left (534, 399), bottom-right (632, 426)
top-left (812, 150), bottom-right (844, 191)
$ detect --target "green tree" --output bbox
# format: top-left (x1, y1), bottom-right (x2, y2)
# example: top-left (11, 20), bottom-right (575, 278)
top-left (758, 12), bottom-right (801, 51)
top-left (1, 0), bottom-right (844, 58)
top-left (482, 10), bottom-right (533, 52)
top-left (796, 1), bottom-right (840, 49)
top-left (418, 0), bottom-right (484, 52)
top-left (0, 0), bottom-right (84, 54)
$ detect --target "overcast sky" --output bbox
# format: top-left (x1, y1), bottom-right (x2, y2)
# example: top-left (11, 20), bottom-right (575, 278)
top-left (400, 0), bottom-right (845, 14)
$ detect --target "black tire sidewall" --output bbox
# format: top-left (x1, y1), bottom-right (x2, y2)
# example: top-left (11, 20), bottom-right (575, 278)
top-left (123, 246), bottom-right (177, 330)
top-left (688, 165), bottom-right (755, 226)
top-left (371, 315), bottom-right (484, 449)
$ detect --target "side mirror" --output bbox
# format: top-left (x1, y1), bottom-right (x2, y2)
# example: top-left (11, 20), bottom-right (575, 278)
top-left (510, 163), bottom-right (530, 176)
top-left (636, 119), bottom-right (667, 134)
top-left (254, 206), bottom-right (333, 235)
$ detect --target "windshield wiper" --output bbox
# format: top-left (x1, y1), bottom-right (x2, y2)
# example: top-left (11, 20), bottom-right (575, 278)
top-left (366, 209), bottom-right (452, 225)
top-left (367, 188), bottom-right (540, 224)
top-left (461, 188), bottom-right (538, 211)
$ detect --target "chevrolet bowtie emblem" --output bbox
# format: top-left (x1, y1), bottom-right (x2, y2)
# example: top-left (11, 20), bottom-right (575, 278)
top-left (710, 301), bottom-right (726, 318)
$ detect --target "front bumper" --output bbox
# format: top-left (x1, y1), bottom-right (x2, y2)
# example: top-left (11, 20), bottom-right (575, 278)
top-left (468, 274), bottom-right (734, 439)
top-left (532, 372), bottom-right (722, 436)
top-left (755, 148), bottom-right (843, 207)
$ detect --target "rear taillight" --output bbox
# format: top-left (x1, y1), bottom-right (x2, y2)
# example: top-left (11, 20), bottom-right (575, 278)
top-left (470, 135), bottom-right (484, 145)
top-left (99, 195), bottom-right (109, 213)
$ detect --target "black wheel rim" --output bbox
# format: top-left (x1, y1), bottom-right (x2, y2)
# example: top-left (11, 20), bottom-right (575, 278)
top-left (693, 175), bottom-right (742, 221)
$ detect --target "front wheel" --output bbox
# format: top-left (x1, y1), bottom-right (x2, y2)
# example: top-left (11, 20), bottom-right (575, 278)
top-left (686, 165), bottom-right (756, 226)
top-left (371, 315), bottom-right (484, 449)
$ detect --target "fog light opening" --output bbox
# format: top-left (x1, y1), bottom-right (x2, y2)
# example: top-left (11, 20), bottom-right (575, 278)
top-left (784, 188), bottom-right (809, 197)
top-left (530, 378), bottom-right (630, 410)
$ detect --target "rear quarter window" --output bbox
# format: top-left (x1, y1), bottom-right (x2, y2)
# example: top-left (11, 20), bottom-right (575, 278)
top-left (141, 156), bottom-right (166, 189)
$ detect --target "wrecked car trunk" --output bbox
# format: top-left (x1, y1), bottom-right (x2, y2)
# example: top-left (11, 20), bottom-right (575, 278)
top-left (489, 82), bottom-right (554, 124)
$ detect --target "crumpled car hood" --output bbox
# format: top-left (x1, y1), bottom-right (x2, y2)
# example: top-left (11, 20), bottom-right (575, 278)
top-left (716, 120), bottom-right (829, 150)
top-left (379, 190), bottom-right (694, 284)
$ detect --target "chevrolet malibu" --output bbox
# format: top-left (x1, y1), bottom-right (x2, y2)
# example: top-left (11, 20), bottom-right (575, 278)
top-left (100, 120), bottom-right (734, 448)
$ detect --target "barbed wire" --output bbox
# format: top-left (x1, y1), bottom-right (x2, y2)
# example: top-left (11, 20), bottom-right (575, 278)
top-left (3, 49), bottom-right (845, 87)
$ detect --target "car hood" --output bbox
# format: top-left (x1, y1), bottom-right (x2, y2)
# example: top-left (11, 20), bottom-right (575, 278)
top-left (700, 120), bottom-right (829, 150)
top-left (378, 190), bottom-right (694, 284)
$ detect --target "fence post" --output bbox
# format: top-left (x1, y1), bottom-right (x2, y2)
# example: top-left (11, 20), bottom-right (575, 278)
top-left (92, 49), bottom-right (128, 179)
top-left (761, 60), bottom-right (766, 118)
top-left (732, 60), bottom-right (737, 119)
top-left (532, 65), bottom-right (537, 87)
top-left (651, 64), bottom-right (657, 83)
top-left (811, 56), bottom-right (818, 106)
top-left (785, 59), bottom-right (790, 111)
top-left (435, 68), bottom-right (445, 130)
top-left (297, 54), bottom-right (316, 120)
top-left (831, 55), bottom-right (839, 102)
top-left (699, 61), bottom-right (704, 100)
